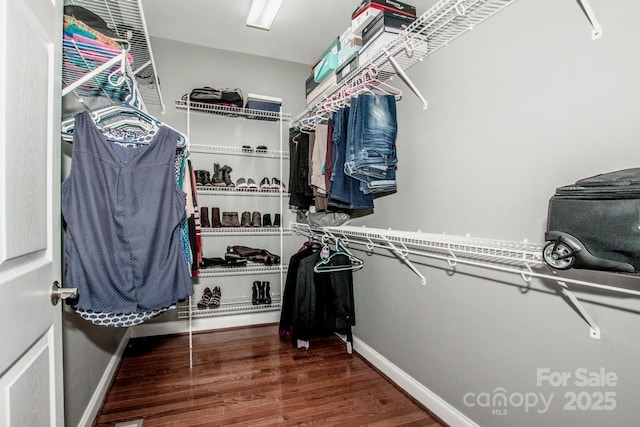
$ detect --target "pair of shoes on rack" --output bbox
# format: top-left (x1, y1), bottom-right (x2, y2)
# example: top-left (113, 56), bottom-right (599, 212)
top-left (241, 145), bottom-right (267, 153)
top-left (259, 177), bottom-right (285, 190)
top-left (261, 213), bottom-right (281, 228)
top-left (227, 245), bottom-right (280, 266)
top-left (236, 177), bottom-right (258, 189)
top-left (195, 170), bottom-right (213, 187)
top-left (212, 163), bottom-right (235, 187)
top-left (200, 207), bottom-right (222, 228)
top-left (239, 211), bottom-right (263, 227)
top-left (221, 212), bottom-right (241, 227)
top-left (197, 286), bottom-right (221, 309)
top-left (252, 281), bottom-right (272, 305)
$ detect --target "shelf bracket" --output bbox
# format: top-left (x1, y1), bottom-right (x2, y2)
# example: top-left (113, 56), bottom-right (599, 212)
top-left (576, 0), bottom-right (602, 40)
top-left (380, 236), bottom-right (427, 285)
top-left (384, 49), bottom-right (428, 110)
top-left (556, 281), bottom-right (601, 339)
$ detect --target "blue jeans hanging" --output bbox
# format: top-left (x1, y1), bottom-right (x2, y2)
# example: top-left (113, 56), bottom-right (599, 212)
top-left (344, 94), bottom-right (398, 194)
top-left (327, 106), bottom-right (374, 210)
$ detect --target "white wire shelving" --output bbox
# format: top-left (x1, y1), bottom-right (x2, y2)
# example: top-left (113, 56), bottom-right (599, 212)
top-left (63, 0), bottom-right (164, 110)
top-left (201, 227), bottom-right (291, 237)
top-left (198, 262), bottom-right (287, 278)
top-left (190, 144), bottom-right (289, 160)
top-left (175, 99), bottom-right (292, 122)
top-left (294, 0), bottom-right (518, 125)
top-left (291, 223), bottom-right (640, 339)
top-left (178, 295), bottom-right (282, 320)
top-left (196, 186), bottom-right (289, 198)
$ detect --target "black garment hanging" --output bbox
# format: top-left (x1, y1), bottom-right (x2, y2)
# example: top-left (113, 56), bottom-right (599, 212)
top-left (280, 246), bottom-right (356, 353)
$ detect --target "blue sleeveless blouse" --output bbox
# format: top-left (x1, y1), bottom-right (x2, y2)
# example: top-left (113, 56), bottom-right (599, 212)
top-left (62, 111), bottom-right (193, 313)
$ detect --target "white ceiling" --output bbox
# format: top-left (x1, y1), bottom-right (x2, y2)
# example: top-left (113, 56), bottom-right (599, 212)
top-left (141, 0), bottom-right (437, 65)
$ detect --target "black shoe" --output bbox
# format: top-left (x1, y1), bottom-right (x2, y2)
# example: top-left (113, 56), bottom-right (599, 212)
top-left (262, 213), bottom-right (272, 228)
top-left (222, 165), bottom-right (235, 187)
top-left (209, 286), bottom-right (221, 309)
top-left (197, 287), bottom-right (212, 309)
top-left (252, 281), bottom-right (259, 305)
top-left (273, 213), bottom-right (281, 228)
top-left (263, 281), bottom-right (272, 304)
top-left (271, 177), bottom-right (284, 190)
top-left (242, 145), bottom-right (253, 153)
top-left (212, 163), bottom-right (225, 187)
top-left (260, 177), bottom-right (271, 190)
top-left (256, 145), bottom-right (267, 153)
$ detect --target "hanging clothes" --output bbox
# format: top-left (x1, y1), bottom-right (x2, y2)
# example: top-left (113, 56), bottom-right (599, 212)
top-left (280, 244), bottom-right (356, 352)
top-left (62, 111), bottom-right (193, 318)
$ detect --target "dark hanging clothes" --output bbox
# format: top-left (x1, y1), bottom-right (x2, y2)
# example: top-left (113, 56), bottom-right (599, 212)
top-left (280, 247), bottom-right (356, 351)
top-left (288, 128), bottom-right (314, 209)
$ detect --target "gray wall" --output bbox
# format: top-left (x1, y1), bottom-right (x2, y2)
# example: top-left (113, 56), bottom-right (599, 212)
top-left (347, 0), bottom-right (640, 426)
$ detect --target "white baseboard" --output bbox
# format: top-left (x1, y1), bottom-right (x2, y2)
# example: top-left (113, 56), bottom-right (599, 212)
top-left (353, 336), bottom-right (478, 427)
top-left (77, 329), bottom-right (131, 427)
top-left (130, 311), bottom-right (280, 338)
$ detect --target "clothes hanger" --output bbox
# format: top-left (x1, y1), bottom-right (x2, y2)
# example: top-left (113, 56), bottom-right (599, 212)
top-left (314, 237), bottom-right (364, 273)
top-left (62, 67), bottom-right (188, 149)
top-left (360, 67), bottom-right (403, 100)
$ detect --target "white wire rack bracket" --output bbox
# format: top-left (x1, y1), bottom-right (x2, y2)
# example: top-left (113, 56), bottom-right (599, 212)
top-left (575, 0), bottom-right (603, 40)
top-left (290, 222), bottom-right (640, 339)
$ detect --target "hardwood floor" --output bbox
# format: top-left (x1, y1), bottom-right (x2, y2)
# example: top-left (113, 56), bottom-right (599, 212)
top-left (95, 324), bottom-right (444, 426)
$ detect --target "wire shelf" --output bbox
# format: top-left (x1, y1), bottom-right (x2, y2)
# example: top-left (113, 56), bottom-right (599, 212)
top-left (64, 0), bottom-right (164, 110)
top-left (198, 262), bottom-right (287, 278)
top-left (189, 144), bottom-right (289, 159)
top-left (201, 227), bottom-right (291, 237)
top-left (196, 186), bottom-right (289, 198)
top-left (294, 0), bottom-right (516, 124)
top-left (291, 222), bottom-right (542, 266)
top-left (175, 99), bottom-right (292, 122)
top-left (177, 294), bottom-right (282, 319)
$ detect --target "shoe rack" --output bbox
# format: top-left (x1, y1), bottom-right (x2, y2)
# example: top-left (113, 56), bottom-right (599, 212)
top-left (175, 99), bottom-right (293, 334)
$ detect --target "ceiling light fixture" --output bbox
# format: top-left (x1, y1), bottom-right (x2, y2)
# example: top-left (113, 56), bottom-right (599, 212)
top-left (246, 0), bottom-right (284, 31)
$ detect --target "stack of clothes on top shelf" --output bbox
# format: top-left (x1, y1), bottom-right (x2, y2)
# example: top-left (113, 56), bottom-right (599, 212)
top-left (63, 5), bottom-right (134, 100)
top-left (289, 94), bottom-right (399, 220)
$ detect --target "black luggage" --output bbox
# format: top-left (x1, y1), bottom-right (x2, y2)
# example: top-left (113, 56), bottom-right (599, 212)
top-left (543, 168), bottom-right (640, 273)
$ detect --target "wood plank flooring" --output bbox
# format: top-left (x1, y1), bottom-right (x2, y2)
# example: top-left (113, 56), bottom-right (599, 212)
top-left (95, 324), bottom-right (444, 426)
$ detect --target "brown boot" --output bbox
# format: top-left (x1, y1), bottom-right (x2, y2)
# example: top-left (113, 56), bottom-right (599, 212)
top-left (251, 211), bottom-right (261, 227)
top-left (221, 212), bottom-right (233, 227)
top-left (229, 212), bottom-right (241, 227)
top-left (211, 207), bottom-right (221, 228)
top-left (241, 211), bottom-right (251, 227)
top-left (200, 207), bottom-right (210, 228)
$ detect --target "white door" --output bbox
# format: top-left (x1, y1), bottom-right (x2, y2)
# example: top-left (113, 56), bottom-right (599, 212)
top-left (0, 0), bottom-right (64, 425)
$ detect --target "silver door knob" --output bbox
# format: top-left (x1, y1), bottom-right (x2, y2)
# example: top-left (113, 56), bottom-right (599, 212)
top-left (51, 281), bottom-right (77, 306)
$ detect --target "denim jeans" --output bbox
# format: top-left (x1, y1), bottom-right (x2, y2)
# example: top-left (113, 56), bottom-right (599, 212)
top-left (344, 94), bottom-right (398, 194)
top-left (327, 107), bottom-right (374, 210)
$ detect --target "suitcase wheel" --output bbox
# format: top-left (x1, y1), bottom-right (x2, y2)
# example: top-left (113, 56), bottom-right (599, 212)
top-left (543, 240), bottom-right (576, 270)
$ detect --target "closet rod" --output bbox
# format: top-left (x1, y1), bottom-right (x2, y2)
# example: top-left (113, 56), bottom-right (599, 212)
top-left (292, 223), bottom-right (640, 338)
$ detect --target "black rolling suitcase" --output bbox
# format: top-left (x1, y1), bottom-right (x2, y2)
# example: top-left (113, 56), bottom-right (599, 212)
top-left (543, 168), bottom-right (640, 273)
